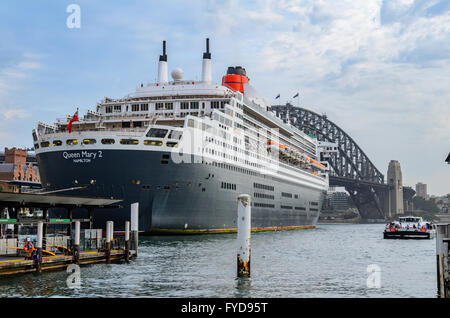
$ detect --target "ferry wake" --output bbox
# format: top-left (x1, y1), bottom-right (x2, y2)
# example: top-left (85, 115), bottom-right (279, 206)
top-left (32, 39), bottom-right (329, 234)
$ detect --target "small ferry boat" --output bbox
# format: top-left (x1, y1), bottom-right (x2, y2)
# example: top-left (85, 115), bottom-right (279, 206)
top-left (384, 216), bottom-right (435, 239)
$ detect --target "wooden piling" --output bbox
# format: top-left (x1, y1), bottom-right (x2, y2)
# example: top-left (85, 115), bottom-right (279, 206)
top-left (131, 203), bottom-right (139, 257)
top-left (67, 208), bottom-right (73, 237)
top-left (105, 221), bottom-right (113, 264)
top-left (125, 221), bottom-right (130, 263)
top-left (237, 194), bottom-right (251, 278)
top-left (36, 221), bottom-right (43, 273)
top-left (73, 221), bottom-right (81, 264)
top-left (42, 208), bottom-right (48, 250)
top-left (436, 222), bottom-right (450, 298)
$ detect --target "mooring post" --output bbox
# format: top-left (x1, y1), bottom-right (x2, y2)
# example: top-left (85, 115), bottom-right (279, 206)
top-left (88, 208), bottom-right (94, 230)
top-left (125, 221), bottom-right (130, 263)
top-left (73, 221), bottom-right (81, 264)
top-left (436, 223), bottom-right (450, 298)
top-left (105, 221), bottom-right (113, 264)
top-left (42, 208), bottom-right (48, 250)
top-left (36, 221), bottom-right (43, 273)
top-left (131, 203), bottom-right (139, 257)
top-left (67, 208), bottom-right (73, 237)
top-left (237, 194), bottom-right (251, 278)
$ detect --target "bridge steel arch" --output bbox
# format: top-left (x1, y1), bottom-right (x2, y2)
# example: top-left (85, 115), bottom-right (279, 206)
top-left (271, 103), bottom-right (390, 220)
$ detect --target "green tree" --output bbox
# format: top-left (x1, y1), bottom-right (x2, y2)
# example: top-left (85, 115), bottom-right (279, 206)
top-left (412, 196), bottom-right (439, 213)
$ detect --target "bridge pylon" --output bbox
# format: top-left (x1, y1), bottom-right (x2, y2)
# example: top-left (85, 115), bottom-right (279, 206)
top-left (385, 160), bottom-right (404, 219)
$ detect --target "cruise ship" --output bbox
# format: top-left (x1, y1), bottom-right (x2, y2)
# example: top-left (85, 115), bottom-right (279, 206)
top-left (32, 39), bottom-right (329, 234)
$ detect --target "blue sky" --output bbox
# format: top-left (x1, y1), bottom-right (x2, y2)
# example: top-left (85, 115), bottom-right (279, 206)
top-left (0, 0), bottom-right (449, 195)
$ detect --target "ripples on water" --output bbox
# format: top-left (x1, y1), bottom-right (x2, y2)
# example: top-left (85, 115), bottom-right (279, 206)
top-left (0, 224), bottom-right (437, 298)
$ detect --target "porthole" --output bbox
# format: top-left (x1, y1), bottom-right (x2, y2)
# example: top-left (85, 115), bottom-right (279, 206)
top-left (67, 139), bottom-right (78, 146)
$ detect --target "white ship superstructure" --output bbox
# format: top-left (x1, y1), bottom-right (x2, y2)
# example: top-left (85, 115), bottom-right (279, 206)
top-left (33, 39), bottom-right (328, 233)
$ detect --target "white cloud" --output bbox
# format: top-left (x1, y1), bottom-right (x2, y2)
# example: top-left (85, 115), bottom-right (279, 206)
top-left (0, 53), bottom-right (42, 101)
top-left (209, 0), bottom-right (450, 194)
top-left (0, 52), bottom-right (42, 147)
top-left (3, 109), bottom-right (29, 120)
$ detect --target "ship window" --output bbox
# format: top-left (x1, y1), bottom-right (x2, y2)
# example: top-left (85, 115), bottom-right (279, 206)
top-left (105, 106), bottom-right (113, 113)
top-left (53, 140), bottom-right (62, 146)
top-left (190, 102), bottom-right (199, 109)
top-left (131, 179), bottom-right (141, 185)
top-left (166, 142), bottom-right (178, 148)
top-left (101, 138), bottom-right (115, 144)
top-left (146, 128), bottom-right (168, 138)
top-left (254, 203), bottom-right (275, 208)
top-left (165, 102), bottom-right (173, 110)
top-left (140, 103), bottom-right (148, 111)
top-left (40, 141), bottom-right (50, 148)
top-left (34, 143), bottom-right (39, 149)
top-left (211, 101), bottom-right (220, 109)
top-left (132, 104), bottom-right (140, 112)
top-left (120, 139), bottom-right (139, 145)
top-left (168, 130), bottom-right (183, 140)
top-left (181, 102), bottom-right (189, 110)
top-left (82, 139), bottom-right (96, 145)
top-left (114, 105), bottom-right (121, 113)
top-left (156, 102), bottom-right (164, 110)
top-left (66, 139), bottom-right (78, 145)
top-left (144, 140), bottom-right (163, 146)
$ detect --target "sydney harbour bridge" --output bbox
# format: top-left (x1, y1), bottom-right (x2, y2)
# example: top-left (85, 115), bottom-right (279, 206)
top-left (271, 103), bottom-right (415, 221)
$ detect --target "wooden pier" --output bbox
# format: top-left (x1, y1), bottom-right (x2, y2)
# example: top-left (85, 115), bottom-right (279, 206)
top-left (436, 219), bottom-right (450, 298)
top-left (0, 192), bottom-right (138, 277)
top-left (0, 249), bottom-right (135, 276)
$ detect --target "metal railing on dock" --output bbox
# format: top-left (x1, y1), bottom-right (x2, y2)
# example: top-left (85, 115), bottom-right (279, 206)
top-left (0, 192), bottom-right (139, 276)
top-left (436, 219), bottom-right (450, 298)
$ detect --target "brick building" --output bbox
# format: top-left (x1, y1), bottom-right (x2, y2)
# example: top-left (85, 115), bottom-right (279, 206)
top-left (0, 147), bottom-right (40, 192)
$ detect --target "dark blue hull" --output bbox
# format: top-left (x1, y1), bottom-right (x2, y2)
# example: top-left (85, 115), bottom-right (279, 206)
top-left (37, 149), bottom-right (326, 233)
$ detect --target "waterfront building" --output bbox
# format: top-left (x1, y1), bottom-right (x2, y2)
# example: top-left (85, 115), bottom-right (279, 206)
top-left (415, 182), bottom-right (428, 200)
top-left (0, 147), bottom-right (40, 192)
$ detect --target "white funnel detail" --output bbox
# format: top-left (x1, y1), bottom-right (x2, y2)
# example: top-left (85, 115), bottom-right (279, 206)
top-left (158, 41), bottom-right (168, 84)
top-left (201, 38), bottom-right (212, 83)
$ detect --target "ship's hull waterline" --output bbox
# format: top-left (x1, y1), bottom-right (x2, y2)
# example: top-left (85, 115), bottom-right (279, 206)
top-left (37, 149), bottom-right (325, 234)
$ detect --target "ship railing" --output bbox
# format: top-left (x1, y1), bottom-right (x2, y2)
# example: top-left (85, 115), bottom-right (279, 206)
top-left (244, 98), bottom-right (314, 144)
top-left (39, 127), bottom-right (148, 136)
top-left (244, 97), bottom-right (315, 142)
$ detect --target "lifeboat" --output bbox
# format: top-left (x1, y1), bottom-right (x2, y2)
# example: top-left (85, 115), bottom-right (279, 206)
top-left (309, 158), bottom-right (326, 170)
top-left (266, 140), bottom-right (286, 151)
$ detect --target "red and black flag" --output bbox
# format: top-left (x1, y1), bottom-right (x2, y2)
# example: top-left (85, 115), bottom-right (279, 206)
top-left (68, 109), bottom-right (79, 133)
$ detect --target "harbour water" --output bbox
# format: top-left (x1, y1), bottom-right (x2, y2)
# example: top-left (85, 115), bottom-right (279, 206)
top-left (0, 223), bottom-right (437, 298)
